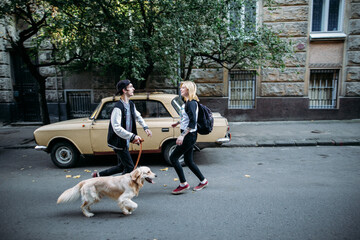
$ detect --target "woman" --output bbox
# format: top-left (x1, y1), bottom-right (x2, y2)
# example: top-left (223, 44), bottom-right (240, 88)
top-left (170, 81), bottom-right (208, 195)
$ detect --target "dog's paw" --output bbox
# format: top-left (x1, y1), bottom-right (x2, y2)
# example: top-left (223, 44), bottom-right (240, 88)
top-left (83, 212), bottom-right (94, 218)
top-left (122, 210), bottom-right (132, 216)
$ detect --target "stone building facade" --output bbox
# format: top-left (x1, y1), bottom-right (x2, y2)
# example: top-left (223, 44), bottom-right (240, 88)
top-left (192, 0), bottom-right (360, 121)
top-left (0, 0), bottom-right (359, 123)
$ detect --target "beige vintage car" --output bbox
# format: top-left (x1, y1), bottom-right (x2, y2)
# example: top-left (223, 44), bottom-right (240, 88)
top-left (34, 93), bottom-right (231, 168)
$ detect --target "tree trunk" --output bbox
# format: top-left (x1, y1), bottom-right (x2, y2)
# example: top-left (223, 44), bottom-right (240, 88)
top-left (185, 55), bottom-right (195, 80)
top-left (142, 50), bottom-right (154, 89)
top-left (142, 45), bottom-right (154, 89)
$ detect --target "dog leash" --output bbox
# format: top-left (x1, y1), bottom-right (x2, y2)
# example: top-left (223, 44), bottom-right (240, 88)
top-left (133, 138), bottom-right (144, 170)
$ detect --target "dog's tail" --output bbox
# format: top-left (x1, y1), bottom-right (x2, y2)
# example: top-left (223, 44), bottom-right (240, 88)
top-left (57, 183), bottom-right (81, 204)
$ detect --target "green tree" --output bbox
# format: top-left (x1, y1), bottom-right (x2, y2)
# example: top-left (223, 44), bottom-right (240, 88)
top-left (55, 0), bottom-right (291, 87)
top-left (1, 0), bottom-right (291, 123)
top-left (52, 0), bottom-right (184, 88)
top-left (175, 0), bottom-right (291, 79)
top-left (0, 0), bottom-right (86, 124)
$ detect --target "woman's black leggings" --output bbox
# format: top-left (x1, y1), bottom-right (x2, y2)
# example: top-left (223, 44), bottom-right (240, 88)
top-left (170, 132), bottom-right (205, 183)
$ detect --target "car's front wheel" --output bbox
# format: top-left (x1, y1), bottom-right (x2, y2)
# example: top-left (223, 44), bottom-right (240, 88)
top-left (50, 142), bottom-right (79, 168)
top-left (163, 140), bottom-right (185, 166)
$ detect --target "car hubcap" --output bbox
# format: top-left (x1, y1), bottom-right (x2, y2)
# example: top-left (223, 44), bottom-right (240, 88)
top-left (169, 144), bottom-right (184, 164)
top-left (56, 147), bottom-right (72, 164)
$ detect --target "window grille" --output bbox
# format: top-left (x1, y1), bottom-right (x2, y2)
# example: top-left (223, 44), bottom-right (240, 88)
top-left (66, 91), bottom-right (93, 118)
top-left (229, 70), bottom-right (256, 109)
top-left (309, 69), bottom-right (339, 109)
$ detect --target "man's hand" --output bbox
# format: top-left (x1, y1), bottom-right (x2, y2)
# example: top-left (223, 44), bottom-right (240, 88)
top-left (145, 129), bottom-right (152, 137)
top-left (132, 135), bottom-right (143, 145)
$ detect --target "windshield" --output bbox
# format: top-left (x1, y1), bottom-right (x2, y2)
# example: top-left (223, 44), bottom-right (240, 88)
top-left (171, 96), bottom-right (184, 115)
top-left (89, 102), bottom-right (102, 119)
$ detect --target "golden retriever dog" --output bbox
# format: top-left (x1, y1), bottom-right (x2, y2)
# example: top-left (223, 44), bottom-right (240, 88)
top-left (57, 166), bottom-right (156, 217)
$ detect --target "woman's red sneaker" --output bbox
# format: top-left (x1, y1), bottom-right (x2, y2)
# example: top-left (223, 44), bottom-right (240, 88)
top-left (172, 184), bottom-right (190, 195)
top-left (193, 181), bottom-right (208, 191)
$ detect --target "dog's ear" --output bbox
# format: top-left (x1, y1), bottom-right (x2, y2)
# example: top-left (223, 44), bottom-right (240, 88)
top-left (131, 169), bottom-right (144, 192)
top-left (135, 172), bottom-right (144, 188)
top-left (131, 169), bottom-right (142, 182)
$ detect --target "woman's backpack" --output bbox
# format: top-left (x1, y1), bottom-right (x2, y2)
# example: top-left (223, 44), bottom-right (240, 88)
top-left (197, 102), bottom-right (214, 135)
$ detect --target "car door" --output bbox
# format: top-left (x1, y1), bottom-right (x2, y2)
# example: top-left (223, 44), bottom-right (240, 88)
top-left (132, 100), bottom-right (174, 152)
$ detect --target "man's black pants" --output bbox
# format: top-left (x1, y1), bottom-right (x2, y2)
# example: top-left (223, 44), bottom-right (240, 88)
top-left (99, 148), bottom-right (134, 176)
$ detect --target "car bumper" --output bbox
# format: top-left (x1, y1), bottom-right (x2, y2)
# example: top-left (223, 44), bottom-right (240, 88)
top-left (216, 133), bottom-right (231, 144)
top-left (35, 145), bottom-right (47, 151)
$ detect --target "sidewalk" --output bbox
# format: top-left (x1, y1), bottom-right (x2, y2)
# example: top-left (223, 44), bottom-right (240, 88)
top-left (0, 123), bottom-right (39, 149)
top-left (0, 120), bottom-right (360, 150)
top-left (227, 119), bottom-right (360, 147)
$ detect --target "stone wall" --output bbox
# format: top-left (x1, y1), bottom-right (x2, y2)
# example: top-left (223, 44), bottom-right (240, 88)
top-left (0, 23), bottom-right (13, 104)
top-left (261, 0), bottom-right (308, 97)
top-left (190, 68), bottom-right (224, 97)
top-left (346, 0), bottom-right (360, 96)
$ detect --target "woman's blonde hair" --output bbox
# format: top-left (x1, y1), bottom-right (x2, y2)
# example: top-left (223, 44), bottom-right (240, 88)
top-left (180, 81), bottom-right (199, 102)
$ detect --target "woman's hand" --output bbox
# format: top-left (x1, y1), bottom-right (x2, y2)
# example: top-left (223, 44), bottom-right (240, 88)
top-left (171, 121), bottom-right (180, 128)
top-left (176, 135), bottom-right (184, 145)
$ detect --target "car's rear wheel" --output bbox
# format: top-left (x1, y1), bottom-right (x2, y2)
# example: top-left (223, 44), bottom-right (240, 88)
top-left (51, 142), bottom-right (79, 168)
top-left (163, 140), bottom-right (185, 166)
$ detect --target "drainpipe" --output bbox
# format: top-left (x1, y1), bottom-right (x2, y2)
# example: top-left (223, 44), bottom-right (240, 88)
top-left (177, 46), bottom-right (181, 96)
top-left (55, 66), bottom-right (60, 121)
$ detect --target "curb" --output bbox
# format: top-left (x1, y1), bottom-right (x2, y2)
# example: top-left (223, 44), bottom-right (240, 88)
top-left (223, 139), bottom-right (360, 148)
top-left (2, 139), bottom-right (360, 150)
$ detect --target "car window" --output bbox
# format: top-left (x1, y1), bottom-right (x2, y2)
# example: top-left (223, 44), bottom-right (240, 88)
top-left (96, 100), bottom-right (171, 119)
top-left (171, 96), bottom-right (184, 115)
top-left (97, 101), bottom-right (117, 120)
top-left (133, 100), bottom-right (171, 118)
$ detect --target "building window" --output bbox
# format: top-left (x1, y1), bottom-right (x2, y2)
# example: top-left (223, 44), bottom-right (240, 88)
top-left (229, 0), bottom-right (257, 34)
top-left (66, 90), bottom-right (93, 119)
top-left (309, 69), bottom-right (339, 109)
top-left (229, 70), bottom-right (256, 109)
top-left (312, 0), bottom-right (344, 32)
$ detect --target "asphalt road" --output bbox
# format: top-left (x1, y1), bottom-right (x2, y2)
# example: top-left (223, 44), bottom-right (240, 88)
top-left (0, 146), bottom-right (360, 240)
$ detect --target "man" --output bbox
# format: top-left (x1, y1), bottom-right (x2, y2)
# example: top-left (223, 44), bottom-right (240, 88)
top-left (93, 80), bottom-right (152, 177)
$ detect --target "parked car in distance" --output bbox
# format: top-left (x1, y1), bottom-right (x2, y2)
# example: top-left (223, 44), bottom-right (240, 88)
top-left (34, 93), bottom-right (231, 168)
